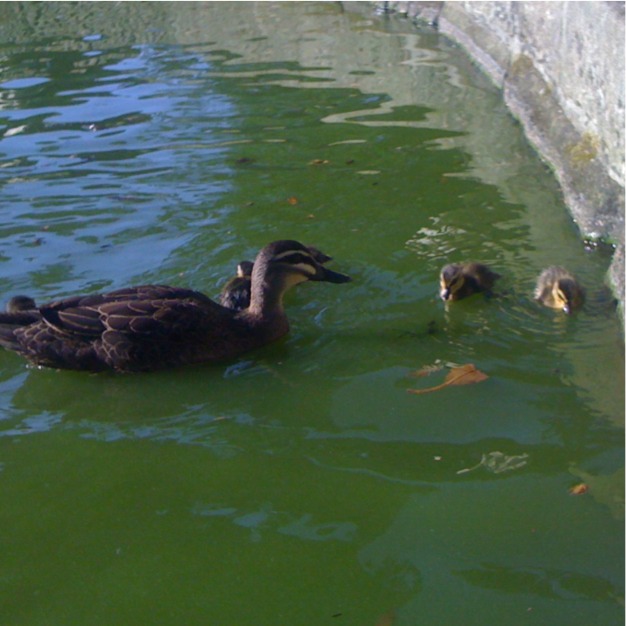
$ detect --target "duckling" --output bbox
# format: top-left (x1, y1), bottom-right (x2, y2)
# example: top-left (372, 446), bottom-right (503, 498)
top-left (1, 296), bottom-right (40, 326)
top-left (219, 261), bottom-right (255, 311)
top-left (439, 262), bottom-right (500, 301)
top-left (219, 245), bottom-right (333, 311)
top-left (6, 295), bottom-right (37, 313)
top-left (534, 266), bottom-right (584, 313)
top-left (0, 240), bottom-right (351, 373)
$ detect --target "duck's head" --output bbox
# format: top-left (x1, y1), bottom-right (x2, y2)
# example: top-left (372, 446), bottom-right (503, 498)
top-left (305, 245), bottom-right (333, 266)
top-left (439, 264), bottom-right (464, 301)
top-left (237, 246), bottom-right (330, 280)
top-left (249, 240), bottom-right (351, 312)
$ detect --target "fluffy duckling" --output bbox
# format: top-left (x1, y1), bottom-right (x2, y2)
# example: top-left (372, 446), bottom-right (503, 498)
top-left (220, 245), bottom-right (332, 311)
top-left (6, 295), bottom-right (37, 313)
top-left (534, 266), bottom-right (584, 313)
top-left (439, 262), bottom-right (500, 301)
top-left (219, 261), bottom-right (255, 311)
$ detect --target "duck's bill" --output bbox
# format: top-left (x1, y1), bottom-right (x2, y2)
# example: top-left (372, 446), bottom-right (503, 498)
top-left (315, 267), bottom-right (352, 284)
top-left (315, 252), bottom-right (333, 264)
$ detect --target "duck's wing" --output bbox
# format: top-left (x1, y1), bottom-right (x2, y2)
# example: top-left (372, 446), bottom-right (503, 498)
top-left (40, 286), bottom-right (220, 339)
top-left (45, 285), bottom-right (211, 310)
top-left (99, 297), bottom-right (226, 337)
top-left (95, 284), bottom-right (212, 303)
top-left (34, 289), bottom-right (233, 371)
top-left (1, 285), bottom-right (231, 371)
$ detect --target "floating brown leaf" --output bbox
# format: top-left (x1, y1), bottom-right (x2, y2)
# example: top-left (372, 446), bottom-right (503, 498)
top-left (408, 359), bottom-right (458, 379)
top-left (569, 483), bottom-right (589, 496)
top-left (407, 363), bottom-right (488, 395)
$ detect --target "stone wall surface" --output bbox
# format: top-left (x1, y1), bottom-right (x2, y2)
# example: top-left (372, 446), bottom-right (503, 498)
top-left (377, 1), bottom-right (625, 321)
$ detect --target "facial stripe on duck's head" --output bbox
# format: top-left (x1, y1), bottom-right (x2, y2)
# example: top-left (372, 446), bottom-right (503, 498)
top-left (256, 240), bottom-right (350, 285)
top-left (257, 242), bottom-right (318, 286)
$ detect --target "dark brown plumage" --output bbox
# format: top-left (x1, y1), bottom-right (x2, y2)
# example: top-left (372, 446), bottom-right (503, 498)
top-left (0, 240), bottom-right (350, 372)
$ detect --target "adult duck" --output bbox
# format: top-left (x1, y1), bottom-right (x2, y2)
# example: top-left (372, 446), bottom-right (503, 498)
top-left (0, 240), bottom-right (351, 372)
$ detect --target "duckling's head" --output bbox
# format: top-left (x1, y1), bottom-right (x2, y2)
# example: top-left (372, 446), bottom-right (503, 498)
top-left (535, 266), bottom-right (584, 314)
top-left (6, 295), bottom-right (37, 313)
top-left (553, 278), bottom-right (584, 314)
top-left (236, 261), bottom-right (254, 279)
top-left (439, 264), bottom-right (464, 301)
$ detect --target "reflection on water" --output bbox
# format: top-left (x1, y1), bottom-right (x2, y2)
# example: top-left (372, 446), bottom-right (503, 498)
top-left (0, 3), bottom-right (623, 625)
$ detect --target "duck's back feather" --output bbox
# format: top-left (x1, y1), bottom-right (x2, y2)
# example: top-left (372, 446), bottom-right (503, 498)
top-left (3, 285), bottom-right (252, 372)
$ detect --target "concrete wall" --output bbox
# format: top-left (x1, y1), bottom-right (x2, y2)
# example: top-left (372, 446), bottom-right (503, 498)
top-left (379, 1), bottom-right (625, 320)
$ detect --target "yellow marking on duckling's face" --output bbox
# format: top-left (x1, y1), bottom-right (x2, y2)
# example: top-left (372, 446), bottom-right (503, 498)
top-left (440, 274), bottom-right (464, 301)
top-left (555, 282), bottom-right (583, 314)
top-left (553, 286), bottom-right (569, 311)
top-left (549, 283), bottom-right (579, 313)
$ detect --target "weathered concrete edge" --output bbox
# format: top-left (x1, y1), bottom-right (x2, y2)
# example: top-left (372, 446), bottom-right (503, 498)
top-left (376, 1), bottom-right (625, 325)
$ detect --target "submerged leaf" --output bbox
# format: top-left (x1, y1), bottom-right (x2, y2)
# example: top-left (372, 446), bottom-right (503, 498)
top-left (457, 451), bottom-right (529, 475)
top-left (407, 363), bottom-right (488, 395)
top-left (569, 467), bottom-right (624, 519)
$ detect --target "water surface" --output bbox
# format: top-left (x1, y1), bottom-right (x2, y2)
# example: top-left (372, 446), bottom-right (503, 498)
top-left (0, 3), bottom-right (623, 625)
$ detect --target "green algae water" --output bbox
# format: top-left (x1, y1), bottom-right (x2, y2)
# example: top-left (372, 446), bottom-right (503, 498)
top-left (0, 3), bottom-right (623, 625)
